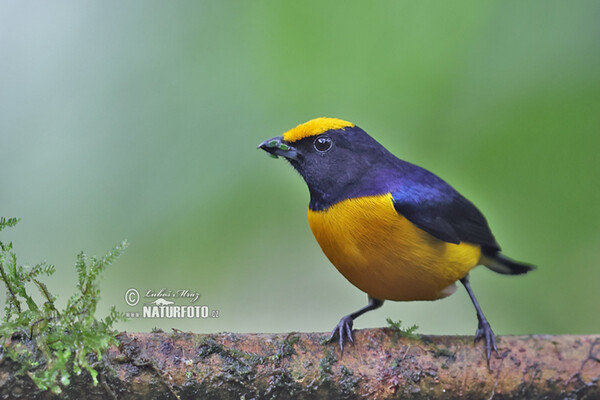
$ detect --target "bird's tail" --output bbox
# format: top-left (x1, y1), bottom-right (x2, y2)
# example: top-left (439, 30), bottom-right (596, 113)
top-left (481, 252), bottom-right (536, 275)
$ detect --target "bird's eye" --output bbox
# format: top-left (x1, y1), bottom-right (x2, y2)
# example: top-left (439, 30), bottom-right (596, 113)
top-left (314, 136), bottom-right (333, 152)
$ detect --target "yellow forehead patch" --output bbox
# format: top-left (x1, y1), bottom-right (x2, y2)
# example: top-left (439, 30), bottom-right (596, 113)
top-left (282, 117), bottom-right (355, 143)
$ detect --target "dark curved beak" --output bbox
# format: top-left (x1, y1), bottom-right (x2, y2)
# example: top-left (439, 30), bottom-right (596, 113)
top-left (257, 136), bottom-right (298, 160)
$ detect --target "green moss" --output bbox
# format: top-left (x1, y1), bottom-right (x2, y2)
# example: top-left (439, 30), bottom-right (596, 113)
top-left (318, 335), bottom-right (331, 345)
top-left (386, 318), bottom-right (419, 342)
top-left (265, 369), bottom-right (304, 399)
top-left (318, 348), bottom-right (337, 381)
top-left (338, 365), bottom-right (360, 394)
top-left (196, 336), bottom-right (265, 379)
top-left (0, 217), bottom-right (127, 394)
top-left (272, 334), bottom-right (299, 362)
top-left (433, 347), bottom-right (454, 358)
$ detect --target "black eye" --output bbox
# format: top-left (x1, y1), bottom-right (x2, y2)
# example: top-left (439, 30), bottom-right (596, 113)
top-left (314, 135), bottom-right (333, 152)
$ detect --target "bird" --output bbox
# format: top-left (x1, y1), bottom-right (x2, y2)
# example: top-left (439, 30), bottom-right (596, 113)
top-left (258, 117), bottom-right (535, 362)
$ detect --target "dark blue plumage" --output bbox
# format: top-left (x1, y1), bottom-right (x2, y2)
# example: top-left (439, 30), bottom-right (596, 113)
top-left (391, 173), bottom-right (501, 253)
top-left (287, 125), bottom-right (500, 254)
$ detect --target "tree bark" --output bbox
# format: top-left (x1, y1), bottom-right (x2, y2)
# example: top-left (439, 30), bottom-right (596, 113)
top-left (1, 330), bottom-right (599, 399)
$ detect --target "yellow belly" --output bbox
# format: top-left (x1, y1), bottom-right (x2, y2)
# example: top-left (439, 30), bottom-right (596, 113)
top-left (307, 194), bottom-right (482, 301)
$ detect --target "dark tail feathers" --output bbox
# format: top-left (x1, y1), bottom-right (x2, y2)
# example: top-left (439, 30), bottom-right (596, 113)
top-left (482, 252), bottom-right (536, 275)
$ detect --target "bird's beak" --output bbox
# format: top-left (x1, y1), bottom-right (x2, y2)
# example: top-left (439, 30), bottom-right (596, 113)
top-left (257, 136), bottom-right (298, 160)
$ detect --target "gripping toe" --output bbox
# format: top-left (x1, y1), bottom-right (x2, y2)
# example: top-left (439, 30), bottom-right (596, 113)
top-left (328, 315), bottom-right (354, 352)
top-left (475, 319), bottom-right (498, 363)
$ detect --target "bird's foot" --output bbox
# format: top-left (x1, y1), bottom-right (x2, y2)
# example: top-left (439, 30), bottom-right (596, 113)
top-left (328, 315), bottom-right (354, 352)
top-left (474, 318), bottom-right (498, 364)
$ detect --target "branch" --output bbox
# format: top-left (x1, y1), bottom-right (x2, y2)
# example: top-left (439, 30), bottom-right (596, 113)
top-left (1, 330), bottom-right (599, 399)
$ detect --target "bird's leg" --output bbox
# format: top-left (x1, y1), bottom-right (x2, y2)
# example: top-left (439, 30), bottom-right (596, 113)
top-left (329, 296), bottom-right (384, 352)
top-left (460, 275), bottom-right (498, 364)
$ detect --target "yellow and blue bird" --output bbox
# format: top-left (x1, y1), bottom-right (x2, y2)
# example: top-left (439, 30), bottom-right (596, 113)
top-left (258, 117), bottom-right (535, 361)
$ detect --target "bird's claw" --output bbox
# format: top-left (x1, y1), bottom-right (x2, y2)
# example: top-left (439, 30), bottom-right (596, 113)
top-left (328, 315), bottom-right (354, 352)
top-left (474, 318), bottom-right (497, 364)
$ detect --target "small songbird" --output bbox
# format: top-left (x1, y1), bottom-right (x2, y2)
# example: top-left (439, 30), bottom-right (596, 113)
top-left (258, 117), bottom-right (535, 362)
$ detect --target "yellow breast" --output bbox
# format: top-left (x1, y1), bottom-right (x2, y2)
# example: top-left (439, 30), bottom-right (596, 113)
top-left (307, 194), bottom-right (482, 301)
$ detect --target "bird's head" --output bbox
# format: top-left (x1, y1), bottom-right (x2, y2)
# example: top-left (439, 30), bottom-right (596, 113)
top-left (259, 117), bottom-right (395, 210)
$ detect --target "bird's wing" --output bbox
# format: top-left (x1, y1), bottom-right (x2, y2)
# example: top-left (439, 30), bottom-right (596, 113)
top-left (390, 174), bottom-right (500, 252)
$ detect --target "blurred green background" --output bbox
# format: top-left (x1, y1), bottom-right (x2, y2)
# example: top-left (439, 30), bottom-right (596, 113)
top-left (1, 1), bottom-right (599, 337)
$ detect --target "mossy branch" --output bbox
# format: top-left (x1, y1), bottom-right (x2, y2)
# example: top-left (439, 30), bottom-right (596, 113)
top-left (1, 331), bottom-right (599, 399)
